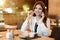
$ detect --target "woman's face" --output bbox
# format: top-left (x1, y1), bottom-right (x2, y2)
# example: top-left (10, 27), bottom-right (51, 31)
top-left (34, 4), bottom-right (43, 16)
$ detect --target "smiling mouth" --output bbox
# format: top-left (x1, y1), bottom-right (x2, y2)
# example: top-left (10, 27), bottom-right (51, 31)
top-left (36, 12), bottom-right (40, 14)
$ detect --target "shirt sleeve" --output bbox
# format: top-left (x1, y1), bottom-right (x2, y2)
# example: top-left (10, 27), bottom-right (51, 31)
top-left (21, 19), bottom-right (28, 32)
top-left (37, 19), bottom-right (51, 36)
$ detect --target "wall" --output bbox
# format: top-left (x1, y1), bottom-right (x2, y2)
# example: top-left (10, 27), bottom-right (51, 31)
top-left (48, 0), bottom-right (60, 18)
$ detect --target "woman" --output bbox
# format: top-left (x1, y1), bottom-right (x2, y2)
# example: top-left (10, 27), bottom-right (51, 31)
top-left (21, 1), bottom-right (51, 37)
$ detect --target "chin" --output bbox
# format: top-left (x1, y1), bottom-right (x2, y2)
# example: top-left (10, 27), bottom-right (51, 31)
top-left (35, 13), bottom-right (40, 16)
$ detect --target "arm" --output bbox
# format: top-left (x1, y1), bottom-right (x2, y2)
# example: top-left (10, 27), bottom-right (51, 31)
top-left (46, 18), bottom-right (52, 36)
top-left (21, 18), bottom-right (29, 32)
top-left (46, 18), bottom-right (50, 30)
top-left (38, 18), bottom-right (51, 36)
top-left (21, 10), bottom-right (33, 32)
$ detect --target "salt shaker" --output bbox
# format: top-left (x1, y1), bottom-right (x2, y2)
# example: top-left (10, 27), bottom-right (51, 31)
top-left (6, 29), bottom-right (13, 40)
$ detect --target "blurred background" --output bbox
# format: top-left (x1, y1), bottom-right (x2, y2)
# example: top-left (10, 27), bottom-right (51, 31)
top-left (0, 0), bottom-right (60, 29)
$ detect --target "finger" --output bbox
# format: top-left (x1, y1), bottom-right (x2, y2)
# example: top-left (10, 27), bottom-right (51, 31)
top-left (28, 10), bottom-right (34, 16)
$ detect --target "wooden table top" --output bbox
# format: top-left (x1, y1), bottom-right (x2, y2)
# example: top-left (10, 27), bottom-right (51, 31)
top-left (0, 30), bottom-right (55, 40)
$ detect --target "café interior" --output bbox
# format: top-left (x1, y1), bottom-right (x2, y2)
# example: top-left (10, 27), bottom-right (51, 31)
top-left (0, 0), bottom-right (60, 40)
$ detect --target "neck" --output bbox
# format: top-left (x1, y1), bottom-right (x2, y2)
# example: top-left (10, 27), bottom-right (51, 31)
top-left (36, 15), bottom-right (40, 21)
top-left (36, 15), bottom-right (40, 18)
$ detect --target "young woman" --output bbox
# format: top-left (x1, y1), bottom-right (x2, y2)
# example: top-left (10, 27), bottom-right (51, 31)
top-left (21, 1), bottom-right (51, 37)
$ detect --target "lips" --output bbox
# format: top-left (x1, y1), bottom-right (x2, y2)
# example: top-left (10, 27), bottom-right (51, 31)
top-left (35, 12), bottom-right (40, 14)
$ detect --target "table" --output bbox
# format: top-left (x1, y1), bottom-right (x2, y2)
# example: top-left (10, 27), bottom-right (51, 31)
top-left (0, 30), bottom-right (20, 40)
top-left (0, 29), bottom-right (55, 40)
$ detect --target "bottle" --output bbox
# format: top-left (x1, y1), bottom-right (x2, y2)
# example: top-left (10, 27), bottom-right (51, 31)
top-left (10, 30), bottom-right (13, 40)
top-left (6, 29), bottom-right (13, 40)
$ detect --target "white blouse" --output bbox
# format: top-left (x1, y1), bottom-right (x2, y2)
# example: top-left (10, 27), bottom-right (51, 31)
top-left (21, 17), bottom-right (51, 36)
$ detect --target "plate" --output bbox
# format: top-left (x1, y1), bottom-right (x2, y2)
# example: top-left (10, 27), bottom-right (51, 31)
top-left (19, 35), bottom-right (27, 39)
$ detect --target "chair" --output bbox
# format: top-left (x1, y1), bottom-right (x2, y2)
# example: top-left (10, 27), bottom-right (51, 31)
top-left (50, 27), bottom-right (60, 40)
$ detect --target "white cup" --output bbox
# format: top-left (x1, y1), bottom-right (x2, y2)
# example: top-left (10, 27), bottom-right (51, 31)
top-left (29, 32), bottom-right (35, 38)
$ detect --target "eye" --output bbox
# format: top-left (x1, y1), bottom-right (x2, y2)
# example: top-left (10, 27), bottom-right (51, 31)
top-left (35, 7), bottom-right (37, 9)
top-left (39, 8), bottom-right (42, 10)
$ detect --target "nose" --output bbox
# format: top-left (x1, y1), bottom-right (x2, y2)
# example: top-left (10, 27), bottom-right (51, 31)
top-left (35, 9), bottom-right (39, 11)
top-left (37, 9), bottom-right (39, 11)
top-left (37, 9), bottom-right (40, 12)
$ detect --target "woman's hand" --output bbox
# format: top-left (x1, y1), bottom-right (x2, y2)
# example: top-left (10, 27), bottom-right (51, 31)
top-left (27, 10), bottom-right (34, 24)
top-left (40, 12), bottom-right (45, 22)
top-left (26, 10), bottom-right (34, 30)
top-left (27, 10), bottom-right (34, 20)
top-left (41, 12), bottom-right (45, 18)
top-left (28, 10), bottom-right (34, 17)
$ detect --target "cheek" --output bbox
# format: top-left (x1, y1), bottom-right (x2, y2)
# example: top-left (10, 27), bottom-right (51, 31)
top-left (34, 9), bottom-right (37, 11)
top-left (34, 9), bottom-right (42, 12)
